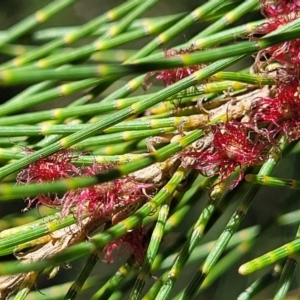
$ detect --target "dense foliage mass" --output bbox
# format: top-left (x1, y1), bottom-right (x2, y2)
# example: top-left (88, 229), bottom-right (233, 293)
top-left (0, 0), bottom-right (300, 299)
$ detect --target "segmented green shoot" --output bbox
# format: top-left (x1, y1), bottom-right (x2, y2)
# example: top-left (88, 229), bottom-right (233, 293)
top-left (0, 18), bottom-right (181, 117)
top-left (127, 0), bottom-right (223, 62)
top-left (239, 222), bottom-right (300, 276)
top-left (237, 263), bottom-right (283, 300)
top-left (43, 161), bottom-right (194, 299)
top-left (1, 27), bottom-right (300, 85)
top-left (0, 164), bottom-right (189, 275)
top-left (199, 239), bottom-right (255, 292)
top-left (1, 0), bottom-right (300, 298)
top-left (143, 225), bottom-right (260, 300)
top-left (90, 260), bottom-right (134, 300)
top-left (63, 252), bottom-right (101, 300)
top-left (0, 206), bottom-right (55, 230)
top-left (0, 149), bottom-right (148, 164)
top-left (273, 258), bottom-right (297, 300)
top-left (0, 56), bottom-right (238, 180)
top-left (23, 277), bottom-right (98, 300)
top-left (194, 0), bottom-right (258, 38)
top-left (0, 212), bottom-right (80, 256)
top-left (154, 178), bottom-right (228, 300)
top-left (31, 0), bottom-right (159, 68)
top-left (0, 0), bottom-right (140, 68)
top-left (0, 0), bottom-right (77, 49)
top-left (31, 14), bottom-right (185, 42)
top-left (0, 75), bottom-right (269, 125)
top-left (129, 197), bottom-right (174, 299)
top-left (178, 138), bottom-right (289, 300)
top-left (245, 174), bottom-right (300, 189)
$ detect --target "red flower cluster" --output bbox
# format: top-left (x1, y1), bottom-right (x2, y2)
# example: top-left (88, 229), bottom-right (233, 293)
top-left (143, 45), bottom-right (204, 89)
top-left (17, 150), bottom-right (151, 220)
top-left (103, 226), bottom-right (148, 264)
top-left (254, 77), bottom-right (300, 141)
top-left (182, 121), bottom-right (274, 190)
top-left (255, 0), bottom-right (300, 67)
top-left (260, 0), bottom-right (300, 18)
top-left (17, 150), bottom-right (152, 264)
top-left (251, 0), bottom-right (300, 142)
top-left (17, 150), bottom-right (81, 208)
top-left (62, 167), bottom-right (150, 222)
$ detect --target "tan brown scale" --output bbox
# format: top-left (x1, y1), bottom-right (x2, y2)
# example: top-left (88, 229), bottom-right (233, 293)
top-left (0, 217), bottom-right (104, 299)
top-left (182, 86), bottom-right (271, 129)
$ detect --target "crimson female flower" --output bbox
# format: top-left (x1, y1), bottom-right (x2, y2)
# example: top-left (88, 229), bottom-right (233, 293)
top-left (253, 77), bottom-right (300, 141)
top-left (103, 226), bottom-right (148, 264)
top-left (17, 152), bottom-right (153, 268)
top-left (260, 0), bottom-right (300, 18)
top-left (62, 162), bottom-right (151, 220)
top-left (255, 1), bottom-right (300, 67)
top-left (17, 149), bottom-right (80, 208)
top-left (143, 45), bottom-right (205, 89)
top-left (182, 121), bottom-right (274, 190)
top-left (17, 153), bottom-right (152, 221)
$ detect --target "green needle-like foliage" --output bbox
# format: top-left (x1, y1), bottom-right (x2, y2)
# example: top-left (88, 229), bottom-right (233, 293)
top-left (1, 0), bottom-right (300, 299)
